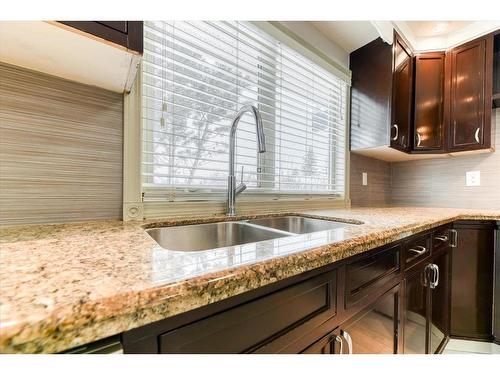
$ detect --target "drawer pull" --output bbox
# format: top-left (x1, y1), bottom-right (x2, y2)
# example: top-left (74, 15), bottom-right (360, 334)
top-left (435, 235), bottom-right (448, 242)
top-left (409, 246), bottom-right (427, 255)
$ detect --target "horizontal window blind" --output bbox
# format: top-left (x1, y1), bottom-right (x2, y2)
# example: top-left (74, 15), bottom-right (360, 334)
top-left (142, 21), bottom-right (347, 199)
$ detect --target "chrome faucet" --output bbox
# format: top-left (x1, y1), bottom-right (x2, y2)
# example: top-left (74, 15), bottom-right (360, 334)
top-left (226, 105), bottom-right (266, 216)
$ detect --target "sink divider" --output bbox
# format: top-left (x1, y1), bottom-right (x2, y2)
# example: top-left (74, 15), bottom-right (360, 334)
top-left (239, 221), bottom-right (295, 236)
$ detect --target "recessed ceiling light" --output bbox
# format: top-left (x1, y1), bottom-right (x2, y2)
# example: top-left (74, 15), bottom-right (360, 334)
top-left (432, 22), bottom-right (449, 34)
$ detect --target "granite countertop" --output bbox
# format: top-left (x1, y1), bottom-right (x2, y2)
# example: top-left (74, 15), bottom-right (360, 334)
top-left (1, 206), bottom-right (499, 353)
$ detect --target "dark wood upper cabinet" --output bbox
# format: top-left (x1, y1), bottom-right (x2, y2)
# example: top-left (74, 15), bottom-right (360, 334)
top-left (493, 33), bottom-right (500, 108)
top-left (413, 52), bottom-right (445, 152)
top-left (350, 30), bottom-right (497, 158)
top-left (97, 21), bottom-right (128, 33)
top-left (391, 32), bottom-right (413, 152)
top-left (58, 21), bottom-right (143, 54)
top-left (350, 38), bottom-right (393, 151)
top-left (447, 34), bottom-right (493, 151)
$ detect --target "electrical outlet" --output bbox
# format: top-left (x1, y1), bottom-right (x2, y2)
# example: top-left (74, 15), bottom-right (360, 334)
top-left (362, 172), bottom-right (368, 186)
top-left (466, 171), bottom-right (480, 187)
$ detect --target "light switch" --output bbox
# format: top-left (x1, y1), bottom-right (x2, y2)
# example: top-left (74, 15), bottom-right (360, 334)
top-left (466, 171), bottom-right (480, 186)
top-left (362, 172), bottom-right (368, 186)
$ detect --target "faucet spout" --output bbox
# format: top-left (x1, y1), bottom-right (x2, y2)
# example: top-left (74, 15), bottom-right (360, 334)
top-left (227, 105), bottom-right (266, 217)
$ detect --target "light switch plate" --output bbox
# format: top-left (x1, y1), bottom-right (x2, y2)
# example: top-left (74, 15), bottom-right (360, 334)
top-left (466, 171), bottom-right (480, 186)
top-left (362, 172), bottom-right (368, 186)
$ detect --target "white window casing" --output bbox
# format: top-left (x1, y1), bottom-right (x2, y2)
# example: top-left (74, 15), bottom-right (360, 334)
top-left (124, 21), bottom-right (351, 220)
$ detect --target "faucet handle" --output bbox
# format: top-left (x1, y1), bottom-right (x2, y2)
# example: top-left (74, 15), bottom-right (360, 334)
top-left (235, 165), bottom-right (247, 196)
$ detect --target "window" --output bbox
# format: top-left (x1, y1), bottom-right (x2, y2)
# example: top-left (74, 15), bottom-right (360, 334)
top-left (141, 21), bottom-right (348, 201)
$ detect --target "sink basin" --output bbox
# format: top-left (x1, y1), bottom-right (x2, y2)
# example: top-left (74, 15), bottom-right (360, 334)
top-left (146, 221), bottom-right (291, 252)
top-left (247, 216), bottom-right (352, 234)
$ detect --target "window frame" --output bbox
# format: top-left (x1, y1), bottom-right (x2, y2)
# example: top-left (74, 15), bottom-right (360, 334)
top-left (123, 22), bottom-right (351, 221)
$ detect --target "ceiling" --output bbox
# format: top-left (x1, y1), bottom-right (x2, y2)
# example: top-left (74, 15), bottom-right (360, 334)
top-left (404, 21), bottom-right (474, 37)
top-left (311, 21), bottom-right (380, 53)
top-left (311, 20), bottom-right (500, 53)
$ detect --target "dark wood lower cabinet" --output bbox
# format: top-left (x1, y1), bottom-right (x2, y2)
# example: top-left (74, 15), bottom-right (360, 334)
top-left (340, 285), bottom-right (400, 354)
top-left (403, 265), bottom-right (428, 354)
top-left (430, 248), bottom-right (451, 353)
top-left (301, 328), bottom-right (342, 354)
top-left (403, 246), bottom-right (451, 354)
top-left (302, 284), bottom-right (401, 354)
top-left (450, 222), bottom-right (495, 340)
top-left (119, 222), bottom-right (494, 354)
top-left (158, 270), bottom-right (337, 354)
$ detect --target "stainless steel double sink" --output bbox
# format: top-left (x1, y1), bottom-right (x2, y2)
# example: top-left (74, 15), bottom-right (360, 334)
top-left (146, 216), bottom-right (355, 252)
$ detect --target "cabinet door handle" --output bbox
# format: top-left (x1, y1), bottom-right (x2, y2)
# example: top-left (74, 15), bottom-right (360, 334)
top-left (450, 229), bottom-right (458, 248)
top-left (409, 246), bottom-right (427, 255)
top-left (428, 264), bottom-right (439, 289)
top-left (422, 264), bottom-right (431, 287)
top-left (435, 235), bottom-right (448, 242)
top-left (423, 263), bottom-right (437, 288)
top-left (341, 330), bottom-right (353, 354)
top-left (433, 264), bottom-right (439, 288)
top-left (416, 131), bottom-right (422, 147)
top-left (391, 124), bottom-right (399, 141)
top-left (474, 127), bottom-right (481, 144)
top-left (335, 335), bottom-right (344, 355)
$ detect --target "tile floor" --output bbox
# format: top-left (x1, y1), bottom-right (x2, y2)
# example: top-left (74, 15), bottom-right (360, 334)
top-left (443, 339), bottom-right (500, 354)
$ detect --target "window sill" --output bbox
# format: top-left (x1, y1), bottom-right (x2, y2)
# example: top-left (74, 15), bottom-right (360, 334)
top-left (142, 196), bottom-right (348, 220)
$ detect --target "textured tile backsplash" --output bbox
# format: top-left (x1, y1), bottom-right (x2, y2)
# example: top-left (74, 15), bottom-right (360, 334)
top-left (391, 109), bottom-right (500, 209)
top-left (350, 109), bottom-right (500, 210)
top-left (349, 153), bottom-right (392, 207)
top-left (0, 63), bottom-right (123, 226)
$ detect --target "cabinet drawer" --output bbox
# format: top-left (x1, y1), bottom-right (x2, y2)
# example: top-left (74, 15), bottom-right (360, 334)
top-left (345, 244), bottom-right (401, 308)
top-left (159, 270), bottom-right (337, 353)
top-left (432, 226), bottom-right (451, 252)
top-left (404, 233), bottom-right (431, 268)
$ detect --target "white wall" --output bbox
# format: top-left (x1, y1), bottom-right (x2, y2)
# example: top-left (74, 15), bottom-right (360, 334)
top-left (278, 21), bottom-right (350, 70)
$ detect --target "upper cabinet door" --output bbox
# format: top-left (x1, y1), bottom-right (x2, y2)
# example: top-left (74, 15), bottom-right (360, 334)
top-left (494, 34), bottom-right (500, 107)
top-left (413, 53), bottom-right (445, 151)
top-left (448, 35), bottom-right (493, 151)
top-left (391, 32), bottom-right (413, 152)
